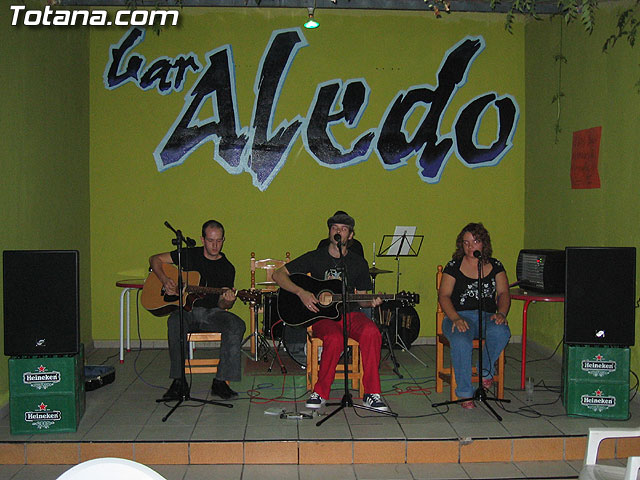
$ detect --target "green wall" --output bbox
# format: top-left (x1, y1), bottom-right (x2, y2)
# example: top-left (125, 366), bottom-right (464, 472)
top-left (524, 7), bottom-right (640, 371)
top-left (89, 8), bottom-right (525, 347)
top-left (0, 15), bottom-right (91, 405)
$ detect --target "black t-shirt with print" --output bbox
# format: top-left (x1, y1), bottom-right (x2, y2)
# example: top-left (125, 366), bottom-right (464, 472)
top-left (286, 247), bottom-right (372, 292)
top-left (443, 257), bottom-right (505, 313)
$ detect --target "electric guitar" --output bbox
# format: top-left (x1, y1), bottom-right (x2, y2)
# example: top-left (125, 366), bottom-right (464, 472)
top-left (141, 263), bottom-right (261, 317)
top-left (276, 273), bottom-right (419, 327)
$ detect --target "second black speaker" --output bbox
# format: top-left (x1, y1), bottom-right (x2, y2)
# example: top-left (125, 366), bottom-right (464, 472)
top-left (564, 246), bottom-right (636, 346)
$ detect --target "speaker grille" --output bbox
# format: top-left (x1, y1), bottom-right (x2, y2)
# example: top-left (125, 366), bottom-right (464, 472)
top-left (3, 250), bottom-right (80, 356)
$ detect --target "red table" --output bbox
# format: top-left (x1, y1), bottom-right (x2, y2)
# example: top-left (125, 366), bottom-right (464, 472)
top-left (116, 279), bottom-right (145, 363)
top-left (509, 287), bottom-right (565, 389)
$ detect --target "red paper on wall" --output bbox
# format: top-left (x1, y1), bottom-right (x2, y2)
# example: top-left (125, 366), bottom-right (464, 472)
top-left (570, 126), bottom-right (602, 189)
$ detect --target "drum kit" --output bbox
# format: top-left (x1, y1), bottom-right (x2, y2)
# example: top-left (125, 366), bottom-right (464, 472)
top-left (369, 265), bottom-right (422, 378)
top-left (254, 266), bottom-right (421, 373)
top-left (257, 282), bottom-right (308, 369)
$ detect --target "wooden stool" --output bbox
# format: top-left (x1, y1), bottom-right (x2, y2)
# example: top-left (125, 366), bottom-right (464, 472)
top-left (185, 332), bottom-right (221, 374)
top-left (306, 327), bottom-right (364, 398)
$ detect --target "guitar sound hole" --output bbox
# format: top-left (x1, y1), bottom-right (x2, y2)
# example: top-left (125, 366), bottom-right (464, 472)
top-left (318, 291), bottom-right (333, 306)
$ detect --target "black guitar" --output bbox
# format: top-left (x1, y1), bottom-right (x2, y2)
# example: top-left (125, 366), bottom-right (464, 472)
top-left (276, 273), bottom-right (419, 327)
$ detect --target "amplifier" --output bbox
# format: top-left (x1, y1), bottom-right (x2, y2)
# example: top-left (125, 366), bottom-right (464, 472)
top-left (515, 249), bottom-right (565, 294)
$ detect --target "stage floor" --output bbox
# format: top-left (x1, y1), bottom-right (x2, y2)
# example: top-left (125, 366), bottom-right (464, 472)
top-left (1, 341), bottom-right (638, 479)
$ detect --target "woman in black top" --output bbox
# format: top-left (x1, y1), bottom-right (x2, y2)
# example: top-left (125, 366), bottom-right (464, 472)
top-left (438, 223), bottom-right (511, 409)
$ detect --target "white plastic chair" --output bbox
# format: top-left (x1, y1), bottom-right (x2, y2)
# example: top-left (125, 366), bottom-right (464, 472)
top-left (56, 457), bottom-right (167, 480)
top-left (580, 427), bottom-right (640, 480)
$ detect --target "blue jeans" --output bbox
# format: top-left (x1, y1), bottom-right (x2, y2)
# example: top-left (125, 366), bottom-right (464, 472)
top-left (168, 307), bottom-right (246, 382)
top-left (442, 310), bottom-right (511, 399)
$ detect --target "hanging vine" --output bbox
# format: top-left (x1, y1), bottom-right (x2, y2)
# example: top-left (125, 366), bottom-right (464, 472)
top-left (552, 20), bottom-right (567, 143)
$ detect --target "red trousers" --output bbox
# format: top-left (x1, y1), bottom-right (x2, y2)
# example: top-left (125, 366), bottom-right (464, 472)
top-left (311, 311), bottom-right (382, 399)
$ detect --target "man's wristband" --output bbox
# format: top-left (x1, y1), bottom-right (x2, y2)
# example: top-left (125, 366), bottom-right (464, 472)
top-left (496, 311), bottom-right (507, 318)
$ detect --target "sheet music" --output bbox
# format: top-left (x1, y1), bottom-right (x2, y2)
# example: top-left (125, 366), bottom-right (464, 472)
top-left (387, 226), bottom-right (416, 256)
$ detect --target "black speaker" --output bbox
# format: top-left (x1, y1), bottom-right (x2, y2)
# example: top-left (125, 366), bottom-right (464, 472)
top-left (3, 250), bottom-right (80, 356)
top-left (564, 247), bottom-right (636, 346)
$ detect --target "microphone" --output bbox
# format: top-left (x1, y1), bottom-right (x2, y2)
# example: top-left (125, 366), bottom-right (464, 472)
top-left (185, 237), bottom-right (196, 247)
top-left (473, 250), bottom-right (483, 259)
top-left (334, 233), bottom-right (342, 247)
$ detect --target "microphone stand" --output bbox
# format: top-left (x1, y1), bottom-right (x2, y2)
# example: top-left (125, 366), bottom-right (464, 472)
top-left (431, 252), bottom-right (509, 421)
top-left (317, 238), bottom-right (397, 426)
top-left (156, 222), bottom-right (232, 421)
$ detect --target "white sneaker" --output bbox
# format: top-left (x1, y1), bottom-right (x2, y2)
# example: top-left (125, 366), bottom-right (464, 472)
top-left (362, 393), bottom-right (389, 411)
top-left (305, 392), bottom-right (326, 409)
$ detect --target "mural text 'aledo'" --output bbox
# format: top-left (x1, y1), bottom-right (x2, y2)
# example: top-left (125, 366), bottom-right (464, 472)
top-left (104, 28), bottom-right (519, 191)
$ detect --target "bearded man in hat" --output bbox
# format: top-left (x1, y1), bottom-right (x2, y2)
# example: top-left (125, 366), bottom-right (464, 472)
top-left (272, 212), bottom-right (389, 411)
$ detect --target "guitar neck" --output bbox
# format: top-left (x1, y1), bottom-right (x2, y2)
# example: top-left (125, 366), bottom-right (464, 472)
top-left (186, 285), bottom-right (224, 296)
top-left (185, 285), bottom-right (260, 304)
top-left (331, 293), bottom-right (396, 303)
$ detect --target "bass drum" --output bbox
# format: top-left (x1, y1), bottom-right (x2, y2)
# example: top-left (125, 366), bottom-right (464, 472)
top-left (378, 303), bottom-right (420, 349)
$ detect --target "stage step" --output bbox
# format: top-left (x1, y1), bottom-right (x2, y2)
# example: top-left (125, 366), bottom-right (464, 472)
top-left (0, 435), bottom-right (635, 465)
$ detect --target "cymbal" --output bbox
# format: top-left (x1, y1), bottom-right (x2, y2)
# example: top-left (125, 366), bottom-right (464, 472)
top-left (257, 281), bottom-right (277, 286)
top-left (369, 267), bottom-right (393, 276)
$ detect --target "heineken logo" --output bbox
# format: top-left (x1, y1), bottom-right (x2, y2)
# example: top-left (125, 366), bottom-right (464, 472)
top-left (581, 389), bottom-right (616, 412)
top-left (22, 365), bottom-right (61, 390)
top-left (581, 354), bottom-right (616, 378)
top-left (24, 402), bottom-right (62, 429)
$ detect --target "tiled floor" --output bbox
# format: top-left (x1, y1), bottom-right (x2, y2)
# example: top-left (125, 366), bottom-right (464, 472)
top-left (0, 340), bottom-right (638, 479)
top-left (0, 460), bottom-right (627, 480)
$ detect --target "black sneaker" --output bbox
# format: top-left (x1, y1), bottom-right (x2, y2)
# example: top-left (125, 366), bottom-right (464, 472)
top-left (162, 378), bottom-right (187, 401)
top-left (211, 378), bottom-right (238, 400)
top-left (305, 392), bottom-right (326, 409)
top-left (362, 393), bottom-right (389, 411)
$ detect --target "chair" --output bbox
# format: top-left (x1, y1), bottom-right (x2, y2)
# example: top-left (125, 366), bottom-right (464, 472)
top-left (248, 251), bottom-right (290, 357)
top-left (185, 332), bottom-right (222, 374)
top-left (57, 457), bottom-right (166, 480)
top-left (579, 427), bottom-right (640, 480)
top-left (306, 325), bottom-right (364, 398)
top-left (435, 265), bottom-right (505, 401)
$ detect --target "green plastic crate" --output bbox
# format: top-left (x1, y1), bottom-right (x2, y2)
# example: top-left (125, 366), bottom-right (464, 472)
top-left (563, 345), bottom-right (629, 383)
top-left (562, 379), bottom-right (629, 419)
top-left (562, 345), bottom-right (630, 419)
top-left (9, 346), bottom-right (84, 395)
top-left (8, 347), bottom-right (85, 434)
top-left (10, 389), bottom-right (85, 434)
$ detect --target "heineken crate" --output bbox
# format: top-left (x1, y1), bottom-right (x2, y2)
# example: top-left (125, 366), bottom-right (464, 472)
top-left (10, 389), bottom-right (86, 434)
top-left (9, 346), bottom-right (84, 395)
top-left (563, 379), bottom-right (629, 419)
top-left (563, 344), bottom-right (630, 383)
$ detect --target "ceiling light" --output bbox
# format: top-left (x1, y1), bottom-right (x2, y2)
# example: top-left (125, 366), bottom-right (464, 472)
top-left (304, 7), bottom-right (319, 29)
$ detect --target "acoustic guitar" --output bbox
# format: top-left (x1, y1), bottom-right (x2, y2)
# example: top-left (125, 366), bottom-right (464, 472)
top-left (276, 273), bottom-right (419, 327)
top-left (141, 264), bottom-right (261, 317)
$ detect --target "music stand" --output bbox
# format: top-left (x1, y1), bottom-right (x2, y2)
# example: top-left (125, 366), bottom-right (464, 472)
top-left (377, 227), bottom-right (426, 366)
top-left (155, 222), bottom-right (232, 421)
